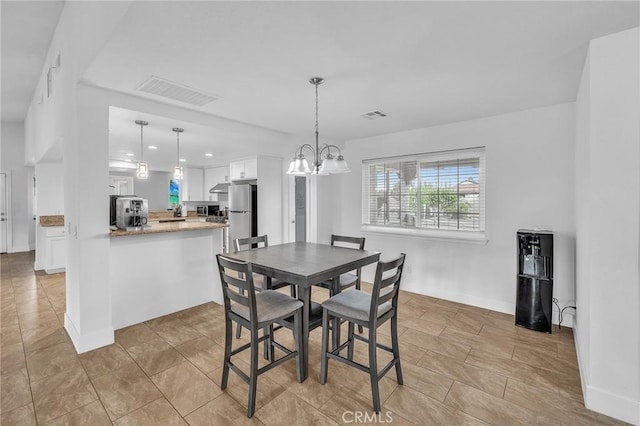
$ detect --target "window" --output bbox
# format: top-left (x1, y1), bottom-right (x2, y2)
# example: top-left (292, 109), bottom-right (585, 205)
top-left (362, 147), bottom-right (485, 236)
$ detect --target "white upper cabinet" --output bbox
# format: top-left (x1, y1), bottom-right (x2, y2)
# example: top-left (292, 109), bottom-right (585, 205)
top-left (182, 168), bottom-right (204, 201)
top-left (204, 166), bottom-right (230, 201)
top-left (230, 158), bottom-right (258, 181)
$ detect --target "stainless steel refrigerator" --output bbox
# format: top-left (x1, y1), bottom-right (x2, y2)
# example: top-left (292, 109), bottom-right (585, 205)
top-left (228, 183), bottom-right (257, 248)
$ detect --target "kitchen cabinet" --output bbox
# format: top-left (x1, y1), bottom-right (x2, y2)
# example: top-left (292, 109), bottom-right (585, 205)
top-left (230, 158), bottom-right (258, 181)
top-left (109, 175), bottom-right (134, 195)
top-left (205, 166), bottom-right (230, 201)
top-left (228, 156), bottom-right (283, 244)
top-left (44, 226), bottom-right (66, 273)
top-left (182, 168), bottom-right (204, 201)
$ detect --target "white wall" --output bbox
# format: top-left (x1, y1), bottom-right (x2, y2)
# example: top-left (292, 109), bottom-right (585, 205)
top-left (333, 103), bottom-right (576, 320)
top-left (132, 170), bottom-right (171, 211)
top-left (574, 49), bottom-right (592, 385)
top-left (35, 163), bottom-right (64, 215)
top-left (574, 27), bottom-right (639, 424)
top-left (0, 122), bottom-right (34, 252)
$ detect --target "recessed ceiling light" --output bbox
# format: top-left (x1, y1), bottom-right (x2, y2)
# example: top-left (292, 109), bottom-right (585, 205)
top-left (179, 158), bottom-right (186, 162)
top-left (125, 153), bottom-right (135, 156)
top-left (205, 153), bottom-right (213, 157)
top-left (125, 158), bottom-right (132, 162)
top-left (148, 146), bottom-right (158, 150)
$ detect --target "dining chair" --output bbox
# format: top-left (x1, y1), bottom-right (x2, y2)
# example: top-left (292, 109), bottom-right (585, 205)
top-left (316, 234), bottom-right (366, 332)
top-left (319, 253), bottom-right (406, 413)
top-left (216, 254), bottom-right (304, 418)
top-left (234, 235), bottom-right (296, 339)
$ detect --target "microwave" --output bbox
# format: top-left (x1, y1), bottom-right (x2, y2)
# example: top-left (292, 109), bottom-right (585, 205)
top-left (197, 205), bottom-right (219, 216)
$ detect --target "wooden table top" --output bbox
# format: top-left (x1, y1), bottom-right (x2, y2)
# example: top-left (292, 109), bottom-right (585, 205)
top-left (223, 242), bottom-right (380, 286)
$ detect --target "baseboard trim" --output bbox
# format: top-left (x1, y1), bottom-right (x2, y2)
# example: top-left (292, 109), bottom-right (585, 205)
top-left (64, 313), bottom-right (114, 354)
top-left (8, 245), bottom-right (31, 253)
top-left (45, 267), bottom-right (65, 274)
top-left (573, 319), bottom-right (640, 425)
top-left (411, 286), bottom-right (515, 316)
top-left (584, 385), bottom-right (640, 425)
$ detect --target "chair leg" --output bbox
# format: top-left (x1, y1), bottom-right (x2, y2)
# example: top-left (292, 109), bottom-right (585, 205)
top-left (263, 325), bottom-right (274, 361)
top-left (356, 281), bottom-right (363, 333)
top-left (347, 321), bottom-right (355, 361)
top-left (247, 327), bottom-right (259, 418)
top-left (368, 329), bottom-right (381, 413)
top-left (320, 309), bottom-right (330, 385)
top-left (221, 317), bottom-right (233, 390)
top-left (294, 309), bottom-right (304, 383)
top-left (391, 315), bottom-right (404, 385)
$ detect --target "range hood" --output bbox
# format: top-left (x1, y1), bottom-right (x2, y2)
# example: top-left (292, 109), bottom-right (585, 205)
top-left (209, 182), bottom-right (230, 193)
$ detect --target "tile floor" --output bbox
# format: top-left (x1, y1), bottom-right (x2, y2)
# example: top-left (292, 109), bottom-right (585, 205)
top-left (0, 251), bottom-right (625, 425)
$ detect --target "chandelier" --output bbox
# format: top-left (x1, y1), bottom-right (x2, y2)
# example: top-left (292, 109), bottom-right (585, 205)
top-left (287, 77), bottom-right (350, 175)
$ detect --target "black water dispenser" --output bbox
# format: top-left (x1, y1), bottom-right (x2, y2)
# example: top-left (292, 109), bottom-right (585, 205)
top-left (516, 230), bottom-right (554, 333)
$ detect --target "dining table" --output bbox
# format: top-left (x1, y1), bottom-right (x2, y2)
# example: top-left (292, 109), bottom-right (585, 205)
top-left (223, 241), bottom-right (380, 380)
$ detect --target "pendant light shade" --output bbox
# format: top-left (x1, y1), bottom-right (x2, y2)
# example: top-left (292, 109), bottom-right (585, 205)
top-left (286, 77), bottom-right (350, 176)
top-left (287, 154), bottom-right (312, 175)
top-left (135, 120), bottom-right (149, 179)
top-left (172, 127), bottom-right (184, 180)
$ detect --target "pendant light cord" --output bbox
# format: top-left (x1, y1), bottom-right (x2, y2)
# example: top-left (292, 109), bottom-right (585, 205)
top-left (314, 79), bottom-right (320, 169)
top-left (140, 124), bottom-right (144, 163)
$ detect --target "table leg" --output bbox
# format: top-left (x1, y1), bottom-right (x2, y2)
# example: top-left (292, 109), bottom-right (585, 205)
top-left (264, 277), bottom-right (274, 360)
top-left (331, 276), bottom-right (341, 352)
top-left (297, 283), bottom-right (309, 381)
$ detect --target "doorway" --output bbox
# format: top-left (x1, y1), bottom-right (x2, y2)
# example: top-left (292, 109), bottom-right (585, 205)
top-left (1, 173), bottom-right (8, 253)
top-left (294, 176), bottom-right (306, 242)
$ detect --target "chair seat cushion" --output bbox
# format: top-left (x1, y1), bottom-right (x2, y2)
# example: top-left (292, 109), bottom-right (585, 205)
top-left (318, 273), bottom-right (358, 290)
top-left (232, 290), bottom-right (302, 325)
top-left (322, 290), bottom-right (392, 322)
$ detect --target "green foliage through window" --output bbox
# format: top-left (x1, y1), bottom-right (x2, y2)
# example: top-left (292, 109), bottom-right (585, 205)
top-left (363, 149), bottom-right (484, 232)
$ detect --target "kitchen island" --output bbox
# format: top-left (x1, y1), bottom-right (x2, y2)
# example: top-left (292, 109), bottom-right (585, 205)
top-left (109, 221), bottom-right (228, 329)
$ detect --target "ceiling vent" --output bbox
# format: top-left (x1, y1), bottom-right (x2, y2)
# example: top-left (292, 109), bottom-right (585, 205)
top-left (361, 110), bottom-right (388, 120)
top-left (137, 76), bottom-right (218, 107)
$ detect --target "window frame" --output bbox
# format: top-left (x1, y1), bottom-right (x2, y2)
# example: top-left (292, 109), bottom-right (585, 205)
top-left (361, 147), bottom-right (487, 244)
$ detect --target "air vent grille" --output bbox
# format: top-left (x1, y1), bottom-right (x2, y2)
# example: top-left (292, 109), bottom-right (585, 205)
top-left (137, 76), bottom-right (218, 107)
top-left (361, 110), bottom-right (388, 120)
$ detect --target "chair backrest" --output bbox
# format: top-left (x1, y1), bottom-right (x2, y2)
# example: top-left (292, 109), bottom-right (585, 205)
top-left (331, 235), bottom-right (366, 278)
top-left (216, 254), bottom-right (258, 322)
top-left (331, 234), bottom-right (365, 250)
top-left (234, 235), bottom-right (269, 252)
top-left (369, 253), bottom-right (406, 324)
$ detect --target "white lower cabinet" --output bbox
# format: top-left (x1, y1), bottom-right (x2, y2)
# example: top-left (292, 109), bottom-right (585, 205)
top-left (44, 227), bottom-right (66, 273)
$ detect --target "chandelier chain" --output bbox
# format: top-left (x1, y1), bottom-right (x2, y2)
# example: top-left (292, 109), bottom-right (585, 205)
top-left (315, 81), bottom-right (319, 135)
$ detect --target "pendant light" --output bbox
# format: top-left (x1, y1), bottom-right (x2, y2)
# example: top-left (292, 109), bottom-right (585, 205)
top-left (135, 120), bottom-right (149, 179)
top-left (172, 127), bottom-right (184, 180)
top-left (286, 77), bottom-right (350, 175)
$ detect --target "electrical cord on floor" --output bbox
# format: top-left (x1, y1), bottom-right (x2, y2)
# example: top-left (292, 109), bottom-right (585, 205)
top-left (552, 298), bottom-right (561, 328)
top-left (559, 305), bottom-right (577, 329)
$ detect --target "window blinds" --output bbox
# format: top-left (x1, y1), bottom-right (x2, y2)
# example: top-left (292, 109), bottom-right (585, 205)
top-left (362, 147), bottom-right (485, 232)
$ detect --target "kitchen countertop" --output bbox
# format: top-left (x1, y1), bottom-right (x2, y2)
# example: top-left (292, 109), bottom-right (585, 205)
top-left (110, 220), bottom-right (228, 237)
top-left (40, 215), bottom-right (64, 227)
top-left (148, 210), bottom-right (199, 220)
